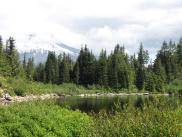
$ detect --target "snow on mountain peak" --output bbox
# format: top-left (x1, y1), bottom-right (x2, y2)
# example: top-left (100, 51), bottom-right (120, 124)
top-left (17, 34), bottom-right (79, 55)
top-left (17, 34), bottom-right (80, 64)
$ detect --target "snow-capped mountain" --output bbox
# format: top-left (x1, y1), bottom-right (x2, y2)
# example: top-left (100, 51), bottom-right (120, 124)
top-left (18, 34), bottom-right (80, 64)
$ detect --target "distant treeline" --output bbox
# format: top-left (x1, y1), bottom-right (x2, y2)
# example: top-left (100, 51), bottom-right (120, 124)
top-left (0, 35), bottom-right (182, 92)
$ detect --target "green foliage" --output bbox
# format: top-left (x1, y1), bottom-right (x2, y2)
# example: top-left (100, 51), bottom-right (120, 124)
top-left (165, 79), bottom-right (182, 94)
top-left (45, 52), bottom-right (59, 83)
top-left (96, 49), bottom-right (108, 87)
top-left (135, 44), bottom-right (149, 91)
top-left (136, 67), bottom-right (144, 90)
top-left (26, 58), bottom-right (34, 80)
top-left (14, 87), bottom-right (26, 96)
top-left (0, 101), bottom-right (92, 137)
top-left (145, 71), bottom-right (155, 92)
top-left (34, 63), bottom-right (45, 82)
top-left (76, 45), bottom-right (96, 86)
top-left (91, 97), bottom-right (182, 137)
top-left (73, 62), bottom-right (79, 84)
top-left (1, 35), bottom-right (182, 94)
top-left (0, 77), bottom-right (98, 96)
top-left (59, 53), bottom-right (70, 83)
top-left (138, 43), bottom-right (149, 67)
top-left (6, 37), bottom-right (20, 76)
top-left (156, 41), bottom-right (178, 83)
top-left (108, 45), bottom-right (131, 89)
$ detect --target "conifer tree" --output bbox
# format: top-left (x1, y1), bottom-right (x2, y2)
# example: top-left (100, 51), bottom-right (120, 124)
top-left (26, 58), bottom-right (34, 80)
top-left (145, 71), bottom-right (155, 92)
top-left (76, 45), bottom-right (96, 86)
top-left (97, 49), bottom-right (108, 87)
top-left (136, 66), bottom-right (144, 90)
top-left (153, 58), bottom-right (166, 82)
top-left (34, 63), bottom-right (45, 82)
top-left (177, 38), bottom-right (182, 66)
top-left (0, 35), bottom-right (3, 54)
top-left (108, 44), bottom-right (131, 89)
top-left (6, 37), bottom-right (20, 76)
top-left (45, 52), bottom-right (58, 83)
top-left (108, 53), bottom-right (119, 89)
top-left (23, 53), bottom-right (26, 70)
top-left (136, 44), bottom-right (149, 90)
top-left (73, 62), bottom-right (80, 84)
top-left (59, 53), bottom-right (70, 83)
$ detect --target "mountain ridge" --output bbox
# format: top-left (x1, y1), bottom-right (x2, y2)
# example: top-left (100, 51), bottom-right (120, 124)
top-left (18, 34), bottom-right (80, 64)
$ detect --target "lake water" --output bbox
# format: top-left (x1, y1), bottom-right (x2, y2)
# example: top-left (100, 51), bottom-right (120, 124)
top-left (58, 95), bottom-right (181, 113)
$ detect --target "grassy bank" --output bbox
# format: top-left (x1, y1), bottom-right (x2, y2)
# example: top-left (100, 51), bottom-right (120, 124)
top-left (0, 76), bottom-right (182, 97)
top-left (0, 77), bottom-right (98, 96)
top-left (0, 77), bottom-right (137, 97)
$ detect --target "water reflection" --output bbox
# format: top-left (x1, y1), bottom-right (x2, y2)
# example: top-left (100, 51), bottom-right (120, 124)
top-left (58, 95), bottom-right (181, 113)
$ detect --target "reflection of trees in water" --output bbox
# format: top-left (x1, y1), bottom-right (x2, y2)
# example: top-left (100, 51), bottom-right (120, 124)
top-left (58, 96), bottom-right (178, 113)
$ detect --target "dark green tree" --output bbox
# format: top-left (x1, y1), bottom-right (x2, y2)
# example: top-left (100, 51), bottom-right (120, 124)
top-left (97, 49), bottom-right (108, 87)
top-left (6, 37), bottom-right (20, 76)
top-left (177, 38), bottom-right (182, 66)
top-left (0, 35), bottom-right (3, 54)
top-left (45, 52), bottom-right (58, 83)
top-left (23, 53), bottom-right (26, 70)
top-left (34, 63), bottom-right (46, 82)
top-left (145, 71), bottom-right (155, 92)
top-left (136, 44), bottom-right (149, 90)
top-left (108, 44), bottom-right (131, 89)
top-left (26, 58), bottom-right (34, 80)
top-left (136, 66), bottom-right (144, 90)
top-left (76, 45), bottom-right (96, 86)
top-left (59, 53), bottom-right (70, 83)
top-left (73, 62), bottom-right (80, 84)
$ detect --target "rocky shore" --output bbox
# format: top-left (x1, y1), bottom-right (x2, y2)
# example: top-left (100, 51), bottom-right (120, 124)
top-left (0, 92), bottom-right (171, 105)
top-left (0, 93), bottom-right (60, 105)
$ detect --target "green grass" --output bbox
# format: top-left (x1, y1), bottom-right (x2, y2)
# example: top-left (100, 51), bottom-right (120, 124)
top-left (0, 76), bottom-right (137, 96)
top-left (0, 100), bottom-right (93, 137)
top-left (0, 76), bottom-right (99, 96)
top-left (1, 76), bottom-right (182, 97)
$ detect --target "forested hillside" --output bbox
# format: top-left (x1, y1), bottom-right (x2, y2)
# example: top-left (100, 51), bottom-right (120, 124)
top-left (1, 35), bottom-right (182, 93)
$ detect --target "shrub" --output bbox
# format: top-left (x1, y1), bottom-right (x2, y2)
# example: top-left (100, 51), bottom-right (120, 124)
top-left (0, 101), bottom-right (93, 137)
top-left (14, 88), bottom-right (26, 96)
top-left (0, 81), bottom-right (2, 87)
top-left (91, 98), bottom-right (182, 137)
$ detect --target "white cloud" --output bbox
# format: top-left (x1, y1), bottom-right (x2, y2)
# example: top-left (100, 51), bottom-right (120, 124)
top-left (0, 0), bottom-right (182, 58)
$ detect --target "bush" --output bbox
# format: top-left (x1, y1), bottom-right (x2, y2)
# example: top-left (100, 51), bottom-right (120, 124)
top-left (91, 98), bottom-right (182, 137)
top-left (0, 101), bottom-right (93, 137)
top-left (178, 89), bottom-right (182, 96)
top-left (0, 81), bottom-right (2, 87)
top-left (14, 88), bottom-right (26, 96)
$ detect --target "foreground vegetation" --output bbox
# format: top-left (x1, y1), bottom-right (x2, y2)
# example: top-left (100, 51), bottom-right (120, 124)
top-left (0, 97), bottom-right (181, 137)
top-left (0, 100), bottom-right (93, 137)
top-left (91, 97), bottom-right (182, 137)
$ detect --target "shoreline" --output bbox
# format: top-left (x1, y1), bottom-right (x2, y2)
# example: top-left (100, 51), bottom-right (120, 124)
top-left (0, 92), bottom-right (171, 105)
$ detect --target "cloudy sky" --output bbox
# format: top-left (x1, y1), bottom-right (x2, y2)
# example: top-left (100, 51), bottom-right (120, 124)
top-left (1, 0), bottom-right (182, 59)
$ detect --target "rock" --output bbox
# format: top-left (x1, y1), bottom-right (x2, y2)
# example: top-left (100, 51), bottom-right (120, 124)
top-left (57, 93), bottom-right (65, 97)
top-left (144, 93), bottom-right (149, 95)
top-left (3, 93), bottom-right (12, 101)
top-left (79, 94), bottom-right (85, 97)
